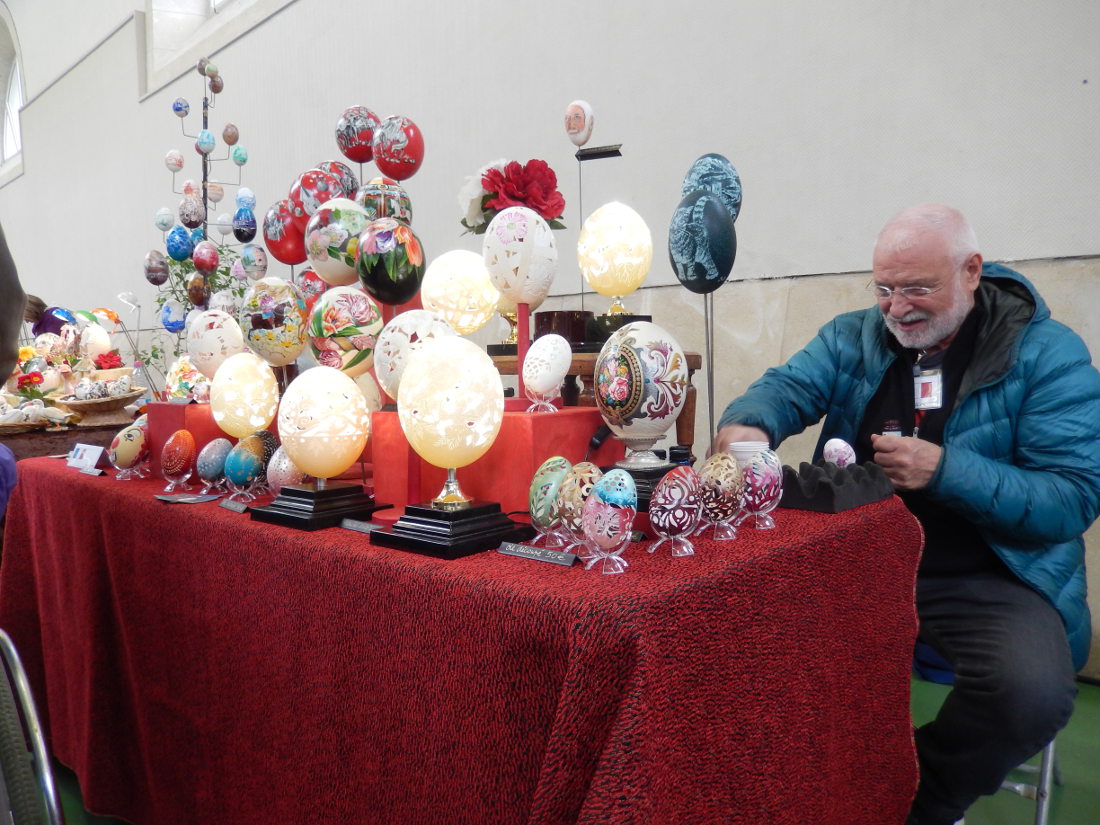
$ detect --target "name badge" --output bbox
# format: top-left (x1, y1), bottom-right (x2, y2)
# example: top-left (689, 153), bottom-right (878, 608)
top-left (914, 369), bottom-right (943, 411)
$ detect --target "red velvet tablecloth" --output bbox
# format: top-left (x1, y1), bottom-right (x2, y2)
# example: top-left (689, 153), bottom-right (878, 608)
top-left (0, 457), bottom-right (922, 825)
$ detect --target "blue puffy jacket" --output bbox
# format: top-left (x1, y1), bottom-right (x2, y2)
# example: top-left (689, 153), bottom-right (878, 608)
top-left (719, 263), bottom-right (1100, 668)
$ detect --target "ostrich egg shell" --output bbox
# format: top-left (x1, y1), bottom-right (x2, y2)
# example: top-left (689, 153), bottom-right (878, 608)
top-left (397, 336), bottom-right (503, 470)
top-left (238, 277), bottom-right (309, 367)
top-left (577, 202), bottom-right (653, 299)
top-left (681, 153), bottom-right (742, 223)
top-left (278, 366), bottom-right (370, 479)
top-left (307, 285), bottom-right (383, 376)
top-left (420, 249), bottom-right (499, 335)
top-left (529, 456), bottom-right (572, 528)
top-left (354, 371), bottom-right (383, 412)
top-left (108, 424), bottom-right (149, 471)
top-left (823, 438), bottom-right (856, 467)
top-left (187, 309), bottom-right (246, 379)
top-left (554, 461), bottom-right (603, 533)
top-left (594, 321), bottom-right (688, 440)
top-left (522, 334), bottom-right (571, 395)
top-left (196, 437), bottom-right (233, 481)
top-left (304, 200), bottom-right (370, 286)
top-left (373, 310), bottom-right (455, 399)
top-left (482, 206), bottom-right (558, 304)
top-left (179, 197), bottom-right (205, 229)
top-left (209, 352), bottom-right (280, 438)
top-left (316, 160), bottom-right (359, 198)
top-left (161, 430), bottom-right (196, 477)
top-left (267, 445), bottom-right (306, 495)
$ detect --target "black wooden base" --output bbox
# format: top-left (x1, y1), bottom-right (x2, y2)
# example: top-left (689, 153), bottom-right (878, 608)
top-left (371, 500), bottom-right (535, 560)
top-left (486, 343), bottom-right (518, 356)
top-left (250, 480), bottom-right (392, 531)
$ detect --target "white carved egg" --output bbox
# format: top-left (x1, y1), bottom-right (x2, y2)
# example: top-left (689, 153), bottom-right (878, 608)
top-left (278, 366), bottom-right (370, 479)
top-left (522, 334), bottom-right (572, 396)
top-left (186, 309), bottom-right (246, 379)
top-left (373, 309), bottom-right (456, 400)
top-left (482, 206), bottom-right (558, 304)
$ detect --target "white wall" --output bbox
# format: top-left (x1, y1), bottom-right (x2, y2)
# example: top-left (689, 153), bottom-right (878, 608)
top-left (0, 0), bottom-right (1097, 314)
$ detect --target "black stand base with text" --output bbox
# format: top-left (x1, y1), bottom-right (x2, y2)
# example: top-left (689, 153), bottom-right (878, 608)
top-left (371, 500), bottom-right (535, 560)
top-left (250, 480), bottom-right (392, 531)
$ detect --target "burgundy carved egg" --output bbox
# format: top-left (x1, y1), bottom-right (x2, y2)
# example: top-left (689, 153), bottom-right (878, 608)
top-left (649, 465), bottom-right (703, 537)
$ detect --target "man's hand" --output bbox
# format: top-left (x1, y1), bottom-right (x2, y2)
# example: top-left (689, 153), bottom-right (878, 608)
top-left (871, 433), bottom-right (942, 490)
top-left (711, 425), bottom-right (771, 457)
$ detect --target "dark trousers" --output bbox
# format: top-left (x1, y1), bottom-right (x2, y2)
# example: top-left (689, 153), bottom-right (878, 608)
top-left (907, 568), bottom-right (1078, 825)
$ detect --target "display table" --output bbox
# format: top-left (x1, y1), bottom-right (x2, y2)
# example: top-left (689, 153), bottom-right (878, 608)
top-left (0, 458), bottom-right (923, 825)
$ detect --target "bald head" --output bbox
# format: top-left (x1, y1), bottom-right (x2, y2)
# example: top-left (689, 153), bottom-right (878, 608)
top-left (874, 203), bottom-right (980, 271)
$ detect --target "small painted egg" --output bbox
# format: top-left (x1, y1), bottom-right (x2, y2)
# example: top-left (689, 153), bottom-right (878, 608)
top-left (233, 207), bottom-right (257, 242)
top-left (206, 182), bottom-right (224, 203)
top-left (649, 466), bottom-right (703, 537)
top-left (236, 187), bottom-right (257, 211)
top-left (224, 439), bottom-right (263, 486)
top-left (109, 424), bottom-right (149, 470)
top-left (247, 430), bottom-right (278, 481)
top-left (823, 438), bottom-right (856, 468)
top-left (162, 430), bottom-right (196, 478)
top-left (697, 452), bottom-right (744, 522)
top-left (581, 471), bottom-right (636, 551)
top-left (195, 129), bottom-right (216, 155)
top-left (528, 456), bottom-right (572, 528)
top-left (196, 438), bottom-right (233, 482)
top-left (231, 145), bottom-right (248, 166)
top-left (164, 150), bottom-right (184, 172)
top-left (172, 97), bottom-right (189, 118)
top-left (154, 207), bottom-right (174, 232)
top-left (523, 334), bottom-right (572, 396)
top-left (179, 196), bottom-right (206, 229)
top-left (222, 123), bottom-right (239, 145)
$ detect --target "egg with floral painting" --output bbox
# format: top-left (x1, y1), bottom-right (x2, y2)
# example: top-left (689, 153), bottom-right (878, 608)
top-left (355, 217), bottom-right (425, 305)
top-left (307, 286), bottom-right (383, 376)
top-left (304, 200), bottom-right (370, 286)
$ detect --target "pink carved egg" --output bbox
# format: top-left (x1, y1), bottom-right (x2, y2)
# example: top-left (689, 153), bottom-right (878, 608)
top-left (649, 465), bottom-right (703, 537)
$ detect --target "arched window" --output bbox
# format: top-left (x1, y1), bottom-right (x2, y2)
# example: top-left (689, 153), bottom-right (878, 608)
top-left (2, 58), bottom-right (20, 162)
top-left (0, 4), bottom-right (20, 167)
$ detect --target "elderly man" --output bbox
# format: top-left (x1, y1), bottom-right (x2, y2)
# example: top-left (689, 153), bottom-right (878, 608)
top-left (714, 204), bottom-right (1100, 825)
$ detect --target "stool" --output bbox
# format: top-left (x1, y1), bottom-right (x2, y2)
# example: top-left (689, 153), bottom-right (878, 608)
top-left (999, 738), bottom-right (1060, 825)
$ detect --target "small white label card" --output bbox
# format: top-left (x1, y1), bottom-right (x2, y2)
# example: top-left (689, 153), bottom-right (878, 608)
top-left (67, 444), bottom-right (108, 472)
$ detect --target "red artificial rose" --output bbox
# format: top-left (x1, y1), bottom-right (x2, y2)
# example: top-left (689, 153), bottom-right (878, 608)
top-left (482, 159), bottom-right (565, 222)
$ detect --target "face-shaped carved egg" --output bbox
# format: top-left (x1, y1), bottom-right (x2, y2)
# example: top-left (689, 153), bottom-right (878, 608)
top-left (649, 465), bottom-right (703, 537)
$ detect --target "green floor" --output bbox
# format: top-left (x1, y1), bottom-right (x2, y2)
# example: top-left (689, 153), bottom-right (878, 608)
top-left (53, 679), bottom-right (1100, 825)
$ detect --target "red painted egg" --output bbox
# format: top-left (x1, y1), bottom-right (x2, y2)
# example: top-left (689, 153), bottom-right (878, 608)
top-left (262, 198), bottom-right (307, 265)
top-left (192, 240), bottom-right (220, 274)
top-left (288, 168), bottom-right (342, 232)
top-left (335, 105), bottom-right (379, 164)
top-left (372, 115), bottom-right (424, 181)
top-left (161, 429), bottom-right (197, 477)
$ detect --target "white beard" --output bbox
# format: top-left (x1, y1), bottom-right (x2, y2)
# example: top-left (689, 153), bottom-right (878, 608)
top-left (883, 284), bottom-right (972, 352)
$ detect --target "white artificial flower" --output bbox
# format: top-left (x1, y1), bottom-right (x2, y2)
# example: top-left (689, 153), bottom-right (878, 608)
top-left (457, 158), bottom-right (507, 227)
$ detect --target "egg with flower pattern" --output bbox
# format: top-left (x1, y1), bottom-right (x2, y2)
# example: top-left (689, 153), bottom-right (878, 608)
top-left (355, 217), bottom-right (425, 305)
top-left (697, 451), bottom-right (744, 522)
top-left (528, 456), bottom-right (572, 529)
top-left (307, 285), bottom-right (383, 376)
top-left (649, 465), bottom-right (703, 537)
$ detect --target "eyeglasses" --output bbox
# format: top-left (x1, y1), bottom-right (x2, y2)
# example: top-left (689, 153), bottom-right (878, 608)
top-left (866, 282), bottom-right (945, 301)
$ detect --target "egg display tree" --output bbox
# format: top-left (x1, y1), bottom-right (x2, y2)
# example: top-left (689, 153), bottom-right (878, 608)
top-left (142, 55), bottom-right (254, 390)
